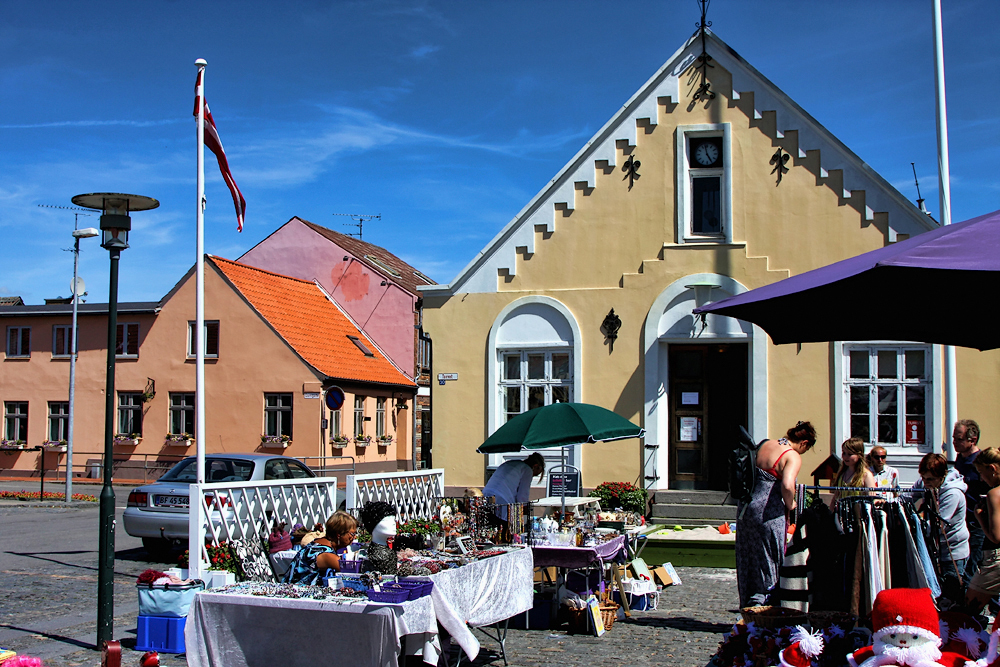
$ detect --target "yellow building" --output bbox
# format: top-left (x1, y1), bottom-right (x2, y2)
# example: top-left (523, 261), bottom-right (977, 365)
top-left (419, 29), bottom-right (988, 496)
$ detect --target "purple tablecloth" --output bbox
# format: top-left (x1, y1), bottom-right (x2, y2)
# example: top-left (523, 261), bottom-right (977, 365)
top-left (531, 535), bottom-right (626, 569)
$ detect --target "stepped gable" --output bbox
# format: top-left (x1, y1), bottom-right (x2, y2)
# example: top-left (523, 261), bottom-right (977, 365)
top-left (298, 218), bottom-right (435, 296)
top-left (421, 28), bottom-right (937, 297)
top-left (210, 256), bottom-right (415, 388)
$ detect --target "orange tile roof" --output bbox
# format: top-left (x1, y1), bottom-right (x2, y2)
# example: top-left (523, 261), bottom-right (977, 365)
top-left (211, 256), bottom-right (415, 387)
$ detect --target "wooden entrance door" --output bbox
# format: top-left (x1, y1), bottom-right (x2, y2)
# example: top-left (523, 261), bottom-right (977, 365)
top-left (668, 344), bottom-right (748, 490)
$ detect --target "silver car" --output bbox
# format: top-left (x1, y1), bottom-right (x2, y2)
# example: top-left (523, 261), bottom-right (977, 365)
top-left (123, 453), bottom-right (317, 555)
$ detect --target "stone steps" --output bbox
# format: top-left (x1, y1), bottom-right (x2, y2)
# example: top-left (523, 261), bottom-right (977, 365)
top-left (650, 490), bottom-right (737, 526)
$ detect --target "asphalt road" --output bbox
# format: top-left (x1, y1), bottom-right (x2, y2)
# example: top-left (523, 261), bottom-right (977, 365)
top-left (0, 482), bottom-right (189, 666)
top-left (0, 482), bottom-right (739, 666)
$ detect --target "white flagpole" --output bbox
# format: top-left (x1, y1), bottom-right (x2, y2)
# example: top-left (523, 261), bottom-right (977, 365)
top-left (932, 1), bottom-right (957, 459)
top-left (195, 59), bottom-right (207, 485)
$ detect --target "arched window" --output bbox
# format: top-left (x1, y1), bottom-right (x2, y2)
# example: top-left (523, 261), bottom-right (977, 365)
top-left (487, 297), bottom-right (581, 470)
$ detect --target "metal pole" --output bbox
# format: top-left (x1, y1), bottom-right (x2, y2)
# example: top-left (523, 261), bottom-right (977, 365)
top-left (67, 233), bottom-right (81, 502)
top-left (97, 247), bottom-right (120, 646)
top-left (195, 60), bottom-right (207, 487)
top-left (933, 0), bottom-right (957, 459)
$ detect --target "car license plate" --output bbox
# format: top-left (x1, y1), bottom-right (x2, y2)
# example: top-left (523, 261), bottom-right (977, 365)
top-left (155, 495), bottom-right (188, 508)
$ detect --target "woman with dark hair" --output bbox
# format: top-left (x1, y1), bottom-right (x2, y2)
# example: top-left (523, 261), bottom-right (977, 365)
top-left (913, 452), bottom-right (969, 604)
top-left (735, 420), bottom-right (817, 608)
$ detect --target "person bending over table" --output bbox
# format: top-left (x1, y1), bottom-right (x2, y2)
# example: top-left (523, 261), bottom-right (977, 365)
top-left (483, 453), bottom-right (545, 540)
top-left (284, 511), bottom-right (358, 585)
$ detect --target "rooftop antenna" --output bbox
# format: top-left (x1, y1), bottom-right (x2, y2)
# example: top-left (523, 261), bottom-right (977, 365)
top-left (332, 212), bottom-right (380, 240)
top-left (910, 163), bottom-right (930, 214)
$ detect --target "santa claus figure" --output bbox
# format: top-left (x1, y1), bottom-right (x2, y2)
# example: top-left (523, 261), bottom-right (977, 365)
top-left (848, 589), bottom-right (943, 667)
top-left (779, 626), bottom-right (825, 667)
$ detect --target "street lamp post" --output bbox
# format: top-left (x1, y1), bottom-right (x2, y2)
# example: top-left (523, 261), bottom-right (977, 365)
top-left (67, 226), bottom-right (99, 503)
top-left (71, 193), bottom-right (158, 648)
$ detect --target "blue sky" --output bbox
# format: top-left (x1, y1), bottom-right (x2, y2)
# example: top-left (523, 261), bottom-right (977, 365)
top-left (2, 0), bottom-right (997, 304)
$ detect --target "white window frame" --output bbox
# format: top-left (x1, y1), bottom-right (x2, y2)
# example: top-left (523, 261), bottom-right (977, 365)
top-left (498, 350), bottom-right (574, 421)
top-left (187, 320), bottom-right (220, 358)
top-left (264, 393), bottom-right (293, 438)
top-left (48, 401), bottom-right (69, 442)
top-left (376, 397), bottom-right (386, 438)
top-left (354, 396), bottom-right (366, 438)
top-left (52, 325), bottom-right (72, 358)
top-left (115, 322), bottom-right (140, 358)
top-left (329, 406), bottom-right (343, 439)
top-left (840, 343), bottom-right (935, 451)
top-left (117, 392), bottom-right (143, 436)
top-left (169, 392), bottom-right (195, 435)
top-left (6, 326), bottom-right (30, 358)
top-left (675, 123), bottom-right (732, 244)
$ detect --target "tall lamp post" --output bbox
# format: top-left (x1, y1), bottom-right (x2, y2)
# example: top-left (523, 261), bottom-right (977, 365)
top-left (71, 193), bottom-right (159, 648)
top-left (67, 225), bottom-right (100, 504)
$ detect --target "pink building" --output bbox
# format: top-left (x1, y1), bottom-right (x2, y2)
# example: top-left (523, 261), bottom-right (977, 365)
top-left (239, 217), bottom-right (435, 467)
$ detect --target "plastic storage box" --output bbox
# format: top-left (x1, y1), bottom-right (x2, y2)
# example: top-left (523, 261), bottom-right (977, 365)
top-left (136, 615), bottom-right (186, 653)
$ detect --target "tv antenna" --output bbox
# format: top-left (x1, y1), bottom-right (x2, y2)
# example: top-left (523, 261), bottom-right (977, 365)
top-left (333, 212), bottom-right (380, 240)
top-left (910, 163), bottom-right (929, 214)
top-left (38, 204), bottom-right (93, 232)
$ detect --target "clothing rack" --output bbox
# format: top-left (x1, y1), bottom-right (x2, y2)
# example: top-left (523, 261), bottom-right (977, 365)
top-left (793, 484), bottom-right (923, 525)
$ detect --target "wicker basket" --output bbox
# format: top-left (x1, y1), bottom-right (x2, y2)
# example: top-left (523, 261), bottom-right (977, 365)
top-left (740, 605), bottom-right (808, 629)
top-left (566, 602), bottom-right (619, 634)
top-left (807, 610), bottom-right (857, 630)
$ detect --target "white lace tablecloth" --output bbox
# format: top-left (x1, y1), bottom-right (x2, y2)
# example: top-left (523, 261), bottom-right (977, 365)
top-left (421, 545), bottom-right (535, 661)
top-left (185, 591), bottom-right (438, 667)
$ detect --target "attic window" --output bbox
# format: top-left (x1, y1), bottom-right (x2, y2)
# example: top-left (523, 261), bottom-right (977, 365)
top-left (364, 255), bottom-right (400, 277)
top-left (413, 270), bottom-right (432, 284)
top-left (347, 335), bottom-right (375, 357)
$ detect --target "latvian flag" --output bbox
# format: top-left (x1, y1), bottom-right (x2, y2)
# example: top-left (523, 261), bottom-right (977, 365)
top-left (194, 71), bottom-right (246, 232)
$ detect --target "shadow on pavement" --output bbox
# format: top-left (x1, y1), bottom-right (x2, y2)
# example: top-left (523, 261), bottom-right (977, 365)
top-left (627, 616), bottom-right (732, 633)
top-left (116, 546), bottom-right (179, 565)
top-left (0, 624), bottom-right (94, 651)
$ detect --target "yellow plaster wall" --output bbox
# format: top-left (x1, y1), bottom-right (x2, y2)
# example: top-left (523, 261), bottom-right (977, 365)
top-left (423, 60), bottom-right (998, 489)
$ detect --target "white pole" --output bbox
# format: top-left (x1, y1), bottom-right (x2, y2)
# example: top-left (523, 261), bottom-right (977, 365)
top-left (195, 59), bottom-right (207, 486)
top-left (933, 0), bottom-right (958, 459)
top-left (66, 223), bottom-right (81, 502)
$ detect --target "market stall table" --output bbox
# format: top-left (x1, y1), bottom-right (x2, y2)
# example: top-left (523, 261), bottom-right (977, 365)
top-left (531, 535), bottom-right (629, 614)
top-left (185, 587), bottom-right (439, 667)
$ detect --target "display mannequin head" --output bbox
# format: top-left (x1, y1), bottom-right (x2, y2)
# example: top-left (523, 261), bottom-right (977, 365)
top-left (372, 516), bottom-right (397, 546)
top-left (360, 500), bottom-right (398, 546)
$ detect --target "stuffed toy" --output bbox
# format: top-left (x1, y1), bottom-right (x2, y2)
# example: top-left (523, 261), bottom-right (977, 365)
top-left (847, 589), bottom-right (942, 667)
top-left (779, 626), bottom-right (825, 667)
top-left (360, 501), bottom-right (399, 575)
top-left (965, 627), bottom-right (1000, 667)
top-left (938, 611), bottom-right (987, 659)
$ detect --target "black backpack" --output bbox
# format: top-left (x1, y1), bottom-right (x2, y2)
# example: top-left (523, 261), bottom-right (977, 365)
top-left (729, 425), bottom-right (764, 508)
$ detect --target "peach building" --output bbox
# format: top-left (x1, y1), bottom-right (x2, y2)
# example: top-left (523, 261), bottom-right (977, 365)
top-left (0, 256), bottom-right (416, 481)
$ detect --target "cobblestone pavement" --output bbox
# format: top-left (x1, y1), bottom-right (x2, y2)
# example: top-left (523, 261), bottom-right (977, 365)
top-left (0, 496), bottom-right (738, 667)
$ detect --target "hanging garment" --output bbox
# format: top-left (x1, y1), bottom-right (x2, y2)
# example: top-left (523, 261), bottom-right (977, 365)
top-left (907, 509), bottom-right (942, 597)
top-left (878, 510), bottom-right (892, 589)
top-left (864, 504), bottom-right (884, 600)
top-left (777, 521), bottom-right (811, 611)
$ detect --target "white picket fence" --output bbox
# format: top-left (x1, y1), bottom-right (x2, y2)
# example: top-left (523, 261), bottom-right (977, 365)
top-left (188, 477), bottom-right (339, 581)
top-left (346, 469), bottom-right (445, 523)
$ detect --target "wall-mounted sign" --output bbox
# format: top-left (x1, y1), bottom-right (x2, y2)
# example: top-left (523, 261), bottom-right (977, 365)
top-left (679, 417), bottom-right (700, 442)
top-left (303, 392), bottom-right (320, 399)
top-left (325, 386), bottom-right (346, 411)
top-left (906, 419), bottom-right (925, 445)
top-left (437, 372), bottom-right (458, 386)
top-left (681, 392), bottom-right (700, 405)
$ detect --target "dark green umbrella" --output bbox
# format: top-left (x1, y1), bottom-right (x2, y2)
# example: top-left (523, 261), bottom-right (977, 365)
top-left (477, 402), bottom-right (644, 453)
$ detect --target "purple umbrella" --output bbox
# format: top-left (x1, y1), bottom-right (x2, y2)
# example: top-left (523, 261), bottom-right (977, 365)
top-left (693, 209), bottom-right (1000, 350)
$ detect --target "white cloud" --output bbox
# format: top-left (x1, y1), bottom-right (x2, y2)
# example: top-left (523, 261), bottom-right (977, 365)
top-left (409, 44), bottom-right (441, 59)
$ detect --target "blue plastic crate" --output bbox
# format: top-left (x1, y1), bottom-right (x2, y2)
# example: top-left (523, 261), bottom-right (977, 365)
top-left (136, 615), bottom-right (186, 654)
top-left (612, 590), bottom-right (650, 611)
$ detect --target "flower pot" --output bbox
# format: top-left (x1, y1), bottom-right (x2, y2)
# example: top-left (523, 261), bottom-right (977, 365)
top-left (165, 438), bottom-right (194, 447)
top-left (208, 570), bottom-right (236, 589)
top-left (260, 439), bottom-right (291, 449)
top-left (42, 443), bottom-right (68, 453)
top-left (114, 437), bottom-right (141, 446)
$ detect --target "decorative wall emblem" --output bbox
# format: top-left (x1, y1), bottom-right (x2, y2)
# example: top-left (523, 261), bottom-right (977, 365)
top-left (770, 147), bottom-right (790, 184)
top-left (621, 154), bottom-right (641, 190)
top-left (601, 309), bottom-right (622, 352)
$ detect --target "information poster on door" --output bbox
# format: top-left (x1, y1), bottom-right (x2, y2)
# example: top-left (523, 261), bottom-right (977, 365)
top-left (679, 417), bottom-right (700, 442)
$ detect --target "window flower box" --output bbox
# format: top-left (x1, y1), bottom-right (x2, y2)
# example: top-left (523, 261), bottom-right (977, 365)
top-left (113, 434), bottom-right (142, 446)
top-left (354, 435), bottom-right (372, 447)
top-left (331, 435), bottom-right (350, 447)
top-left (377, 435), bottom-right (394, 445)
top-left (0, 440), bottom-right (26, 451)
top-left (42, 440), bottom-right (68, 452)
top-left (260, 434), bottom-right (291, 449)
top-left (165, 433), bottom-right (194, 447)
